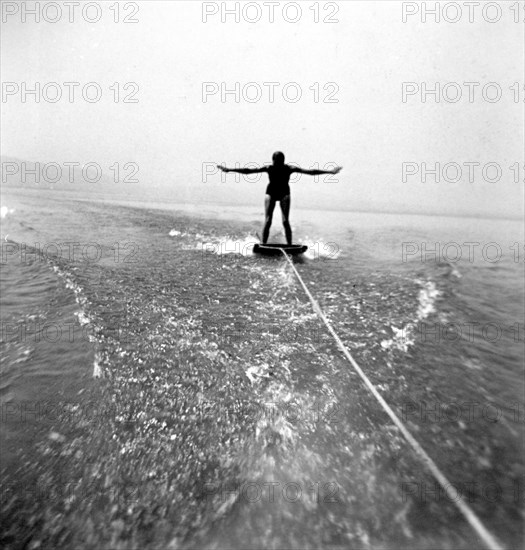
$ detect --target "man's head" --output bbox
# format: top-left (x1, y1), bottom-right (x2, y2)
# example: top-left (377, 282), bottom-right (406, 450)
top-left (272, 151), bottom-right (285, 165)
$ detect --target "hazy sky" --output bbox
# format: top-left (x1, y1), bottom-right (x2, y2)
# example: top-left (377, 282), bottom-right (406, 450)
top-left (1, 1), bottom-right (523, 217)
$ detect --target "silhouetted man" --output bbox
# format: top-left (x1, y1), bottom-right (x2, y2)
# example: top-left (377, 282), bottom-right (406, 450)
top-left (218, 152), bottom-right (342, 245)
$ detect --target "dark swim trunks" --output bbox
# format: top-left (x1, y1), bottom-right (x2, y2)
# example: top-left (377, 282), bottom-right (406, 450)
top-left (265, 164), bottom-right (293, 201)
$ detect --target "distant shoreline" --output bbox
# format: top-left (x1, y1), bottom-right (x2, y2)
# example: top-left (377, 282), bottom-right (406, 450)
top-left (1, 185), bottom-right (523, 223)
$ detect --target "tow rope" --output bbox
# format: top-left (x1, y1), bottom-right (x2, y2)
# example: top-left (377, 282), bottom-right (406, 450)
top-left (279, 248), bottom-right (502, 550)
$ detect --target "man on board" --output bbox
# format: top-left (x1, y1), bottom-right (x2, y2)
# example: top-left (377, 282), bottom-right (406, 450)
top-left (218, 152), bottom-right (342, 245)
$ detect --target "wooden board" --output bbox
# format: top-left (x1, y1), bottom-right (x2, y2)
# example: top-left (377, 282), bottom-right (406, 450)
top-left (253, 243), bottom-right (308, 256)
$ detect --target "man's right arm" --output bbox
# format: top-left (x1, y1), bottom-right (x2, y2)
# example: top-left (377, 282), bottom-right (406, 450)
top-left (217, 165), bottom-right (268, 174)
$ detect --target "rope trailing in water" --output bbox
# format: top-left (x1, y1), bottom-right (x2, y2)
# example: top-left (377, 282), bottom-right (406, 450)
top-left (279, 249), bottom-right (503, 550)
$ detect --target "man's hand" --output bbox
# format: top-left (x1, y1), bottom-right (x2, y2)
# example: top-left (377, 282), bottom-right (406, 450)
top-left (217, 165), bottom-right (229, 172)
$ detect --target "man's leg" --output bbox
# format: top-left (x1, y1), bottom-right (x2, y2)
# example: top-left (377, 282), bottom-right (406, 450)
top-left (280, 195), bottom-right (292, 245)
top-left (263, 195), bottom-right (276, 244)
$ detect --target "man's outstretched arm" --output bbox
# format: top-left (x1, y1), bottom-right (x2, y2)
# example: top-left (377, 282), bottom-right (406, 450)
top-left (292, 166), bottom-right (342, 176)
top-left (217, 165), bottom-right (268, 175)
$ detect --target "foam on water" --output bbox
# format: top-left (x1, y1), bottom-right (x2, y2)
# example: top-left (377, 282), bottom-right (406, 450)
top-left (200, 235), bottom-right (260, 257)
top-left (381, 280), bottom-right (441, 352)
top-left (75, 310), bottom-right (91, 326)
top-left (51, 263), bottom-right (101, 376)
top-left (168, 228), bottom-right (207, 240)
top-left (0, 205), bottom-right (15, 219)
top-left (170, 227), bottom-right (342, 263)
top-left (416, 280), bottom-right (440, 320)
top-left (303, 238), bottom-right (342, 261)
top-left (169, 227), bottom-right (261, 257)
